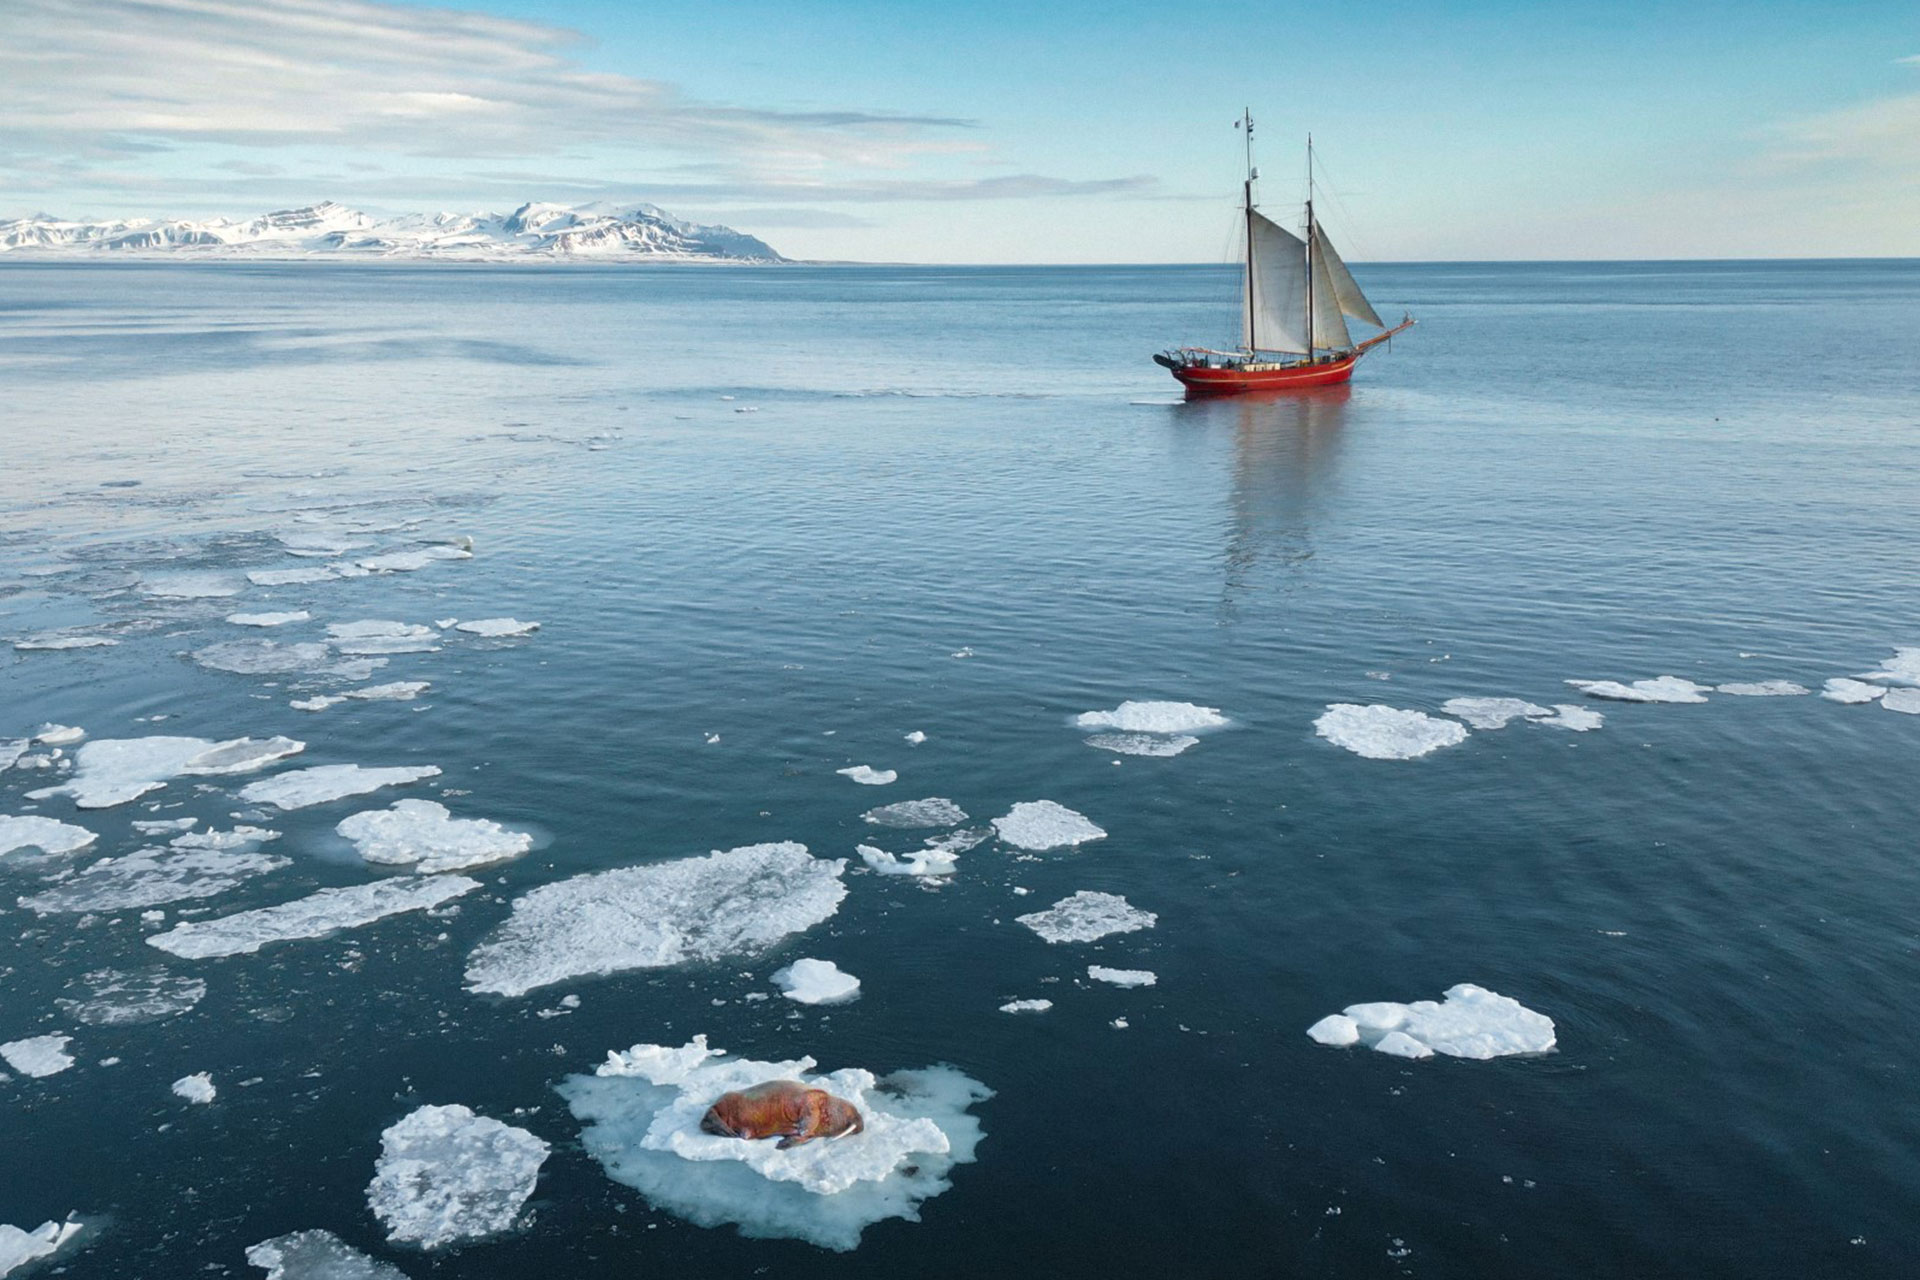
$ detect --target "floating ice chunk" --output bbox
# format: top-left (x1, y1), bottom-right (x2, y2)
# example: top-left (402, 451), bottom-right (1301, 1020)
top-left (172, 1072), bottom-right (216, 1104)
top-left (454, 618), bottom-right (539, 637)
top-left (0, 1218), bottom-right (82, 1276)
top-left (0, 1035), bottom-right (74, 1078)
top-left (1109, 1018), bottom-right (1129, 1030)
top-left (276, 530), bottom-right (372, 557)
top-left (560, 1035), bottom-right (990, 1251)
top-left (334, 638), bottom-right (440, 656)
top-left (923, 828), bottom-right (990, 855)
top-left (1537, 704), bottom-right (1604, 731)
top-left (132, 817), bottom-right (197, 834)
top-left (355, 681), bottom-right (430, 701)
top-left (142, 572), bottom-right (241, 598)
top-left (358, 546), bottom-right (472, 573)
top-left (290, 696), bottom-right (346, 712)
top-left (1074, 701), bottom-right (1228, 734)
top-left (1565, 677), bottom-right (1711, 703)
top-left (186, 737), bottom-right (307, 775)
top-left (1440, 698), bottom-right (1553, 730)
top-left (246, 1229), bottom-right (408, 1279)
top-left (31, 735), bottom-right (301, 808)
top-left (239, 764), bottom-right (441, 811)
top-left (465, 843), bottom-right (846, 997)
top-left (170, 825), bottom-right (280, 850)
top-left (14, 634), bottom-right (118, 650)
top-left (337, 800), bottom-right (531, 874)
top-left (0, 740), bottom-right (27, 771)
top-left (147, 875), bottom-right (481, 959)
top-left (836, 766), bottom-right (896, 786)
top-left (1859, 647), bottom-right (1920, 687)
top-left (1087, 966), bottom-right (1157, 988)
top-left (34, 725), bottom-right (84, 746)
top-left (192, 640), bottom-right (335, 675)
top-left (18, 848), bottom-right (290, 914)
top-left (1822, 678), bottom-right (1885, 704)
top-left (1315, 704), bottom-right (1470, 760)
top-left (861, 797), bottom-right (967, 829)
top-left (991, 800), bottom-right (1106, 851)
top-left (367, 1104), bottom-right (549, 1249)
top-left (856, 844), bottom-right (958, 877)
top-left (248, 567), bottom-right (338, 587)
top-left (773, 958), bottom-right (861, 1005)
top-left (0, 815), bottom-right (96, 856)
top-left (328, 620), bottom-right (433, 641)
top-left (56, 968), bottom-right (205, 1025)
top-left (1082, 732), bottom-right (1200, 757)
top-left (1017, 891), bottom-right (1156, 943)
top-left (1306, 1014), bottom-right (1360, 1046)
top-left (1882, 688), bottom-right (1920, 715)
top-left (227, 611), bottom-right (311, 627)
top-left (1313, 984), bottom-right (1556, 1060)
top-left (903, 731), bottom-right (926, 744)
top-left (999, 999), bottom-right (1052, 1014)
top-left (1715, 681), bottom-right (1810, 697)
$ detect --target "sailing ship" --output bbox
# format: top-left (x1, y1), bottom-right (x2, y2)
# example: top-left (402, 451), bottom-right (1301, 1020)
top-left (1155, 112), bottom-right (1413, 394)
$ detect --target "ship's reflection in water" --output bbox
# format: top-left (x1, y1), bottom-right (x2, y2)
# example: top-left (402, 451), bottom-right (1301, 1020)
top-left (1174, 385), bottom-right (1352, 613)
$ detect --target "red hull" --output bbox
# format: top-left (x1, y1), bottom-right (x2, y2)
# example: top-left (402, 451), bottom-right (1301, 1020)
top-left (1172, 355), bottom-right (1358, 395)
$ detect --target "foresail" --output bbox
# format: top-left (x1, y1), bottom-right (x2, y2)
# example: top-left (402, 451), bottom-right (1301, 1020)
top-left (1309, 246), bottom-right (1351, 350)
top-left (1311, 225), bottom-right (1385, 330)
top-left (1243, 213), bottom-right (1309, 354)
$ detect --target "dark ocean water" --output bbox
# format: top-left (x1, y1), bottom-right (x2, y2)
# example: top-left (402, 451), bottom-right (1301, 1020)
top-left (2, 258), bottom-right (1919, 1279)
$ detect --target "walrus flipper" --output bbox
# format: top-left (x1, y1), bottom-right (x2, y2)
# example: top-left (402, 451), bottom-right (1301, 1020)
top-left (776, 1131), bottom-right (816, 1151)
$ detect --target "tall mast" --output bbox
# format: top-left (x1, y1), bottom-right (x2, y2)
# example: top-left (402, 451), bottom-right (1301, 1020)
top-left (1242, 108), bottom-right (1256, 353)
top-left (1305, 133), bottom-right (1315, 363)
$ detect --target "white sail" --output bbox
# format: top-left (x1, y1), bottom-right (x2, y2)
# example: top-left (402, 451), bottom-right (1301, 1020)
top-left (1311, 225), bottom-right (1385, 329)
top-left (1309, 243), bottom-right (1351, 350)
top-left (1242, 213), bottom-right (1309, 354)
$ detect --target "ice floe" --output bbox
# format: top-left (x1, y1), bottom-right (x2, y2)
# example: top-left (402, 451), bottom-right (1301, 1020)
top-left (1565, 677), bottom-right (1711, 703)
top-left (337, 800), bottom-right (530, 874)
top-left (14, 634), bottom-right (118, 650)
top-left (367, 1104), bottom-right (549, 1249)
top-left (1082, 732), bottom-right (1200, 757)
top-left (248, 567), bottom-right (339, 587)
top-left (142, 572), bottom-right (241, 598)
top-left (1715, 681), bottom-right (1810, 697)
top-left (192, 640), bottom-right (339, 675)
top-left (0, 1219), bottom-right (82, 1277)
top-left (246, 1230), bottom-right (406, 1280)
top-left (1859, 647), bottom-right (1920, 686)
top-left (291, 681), bottom-right (431, 712)
top-left (34, 735), bottom-right (305, 808)
top-left (998, 999), bottom-right (1052, 1014)
top-left (172, 1072), bottom-right (216, 1104)
top-left (991, 800), bottom-right (1106, 851)
top-left (0, 1035), bottom-right (74, 1078)
top-left (856, 844), bottom-right (958, 877)
top-left (1314, 704), bottom-right (1470, 760)
top-left (358, 546), bottom-right (472, 574)
top-left (170, 825), bottom-right (279, 850)
top-left (277, 530), bottom-right (372, 558)
top-left (1074, 701), bottom-right (1228, 734)
top-left (56, 968), bottom-right (206, 1025)
top-left (860, 798), bottom-right (966, 829)
top-left (1087, 966), bottom-right (1157, 988)
top-left (1822, 678), bottom-right (1885, 704)
top-left (0, 740), bottom-right (27, 771)
top-left (227, 611), bottom-right (311, 627)
top-left (903, 731), bottom-right (926, 744)
top-left (1308, 984), bottom-right (1556, 1060)
top-left (454, 618), bottom-right (539, 637)
top-left (1440, 697), bottom-right (1553, 730)
top-left (147, 875), bottom-right (480, 959)
top-left (773, 959), bottom-right (861, 1005)
top-left (1882, 688), bottom-right (1920, 715)
top-left (18, 848), bottom-right (290, 914)
top-left (1537, 704), bottom-right (1604, 731)
top-left (1017, 891), bottom-right (1156, 943)
top-left (34, 725), bottom-right (85, 746)
top-left (238, 764), bottom-right (441, 810)
top-left (836, 766), bottom-right (896, 786)
top-left (464, 843), bottom-right (846, 997)
top-left (0, 815), bottom-right (96, 856)
top-left (559, 1035), bottom-right (990, 1251)
top-left (132, 818), bottom-right (198, 834)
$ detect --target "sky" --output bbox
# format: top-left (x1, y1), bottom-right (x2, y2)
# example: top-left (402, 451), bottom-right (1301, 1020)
top-left (1, 0), bottom-right (1915, 262)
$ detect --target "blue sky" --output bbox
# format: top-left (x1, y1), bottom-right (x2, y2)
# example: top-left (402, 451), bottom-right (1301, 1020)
top-left (1, 0), bottom-right (1913, 261)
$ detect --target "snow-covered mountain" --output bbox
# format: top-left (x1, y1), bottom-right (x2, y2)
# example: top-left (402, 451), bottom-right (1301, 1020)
top-left (0, 201), bottom-right (783, 262)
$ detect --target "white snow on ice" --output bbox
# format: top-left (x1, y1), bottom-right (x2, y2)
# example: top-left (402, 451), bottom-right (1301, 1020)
top-left (1017, 891), bottom-right (1156, 944)
top-left (171, 1072), bottom-right (216, 1104)
top-left (18, 848), bottom-right (290, 914)
top-left (454, 618), bottom-right (539, 637)
top-left (0, 1035), bottom-right (74, 1078)
top-left (1565, 677), bottom-right (1711, 704)
top-left (1087, 966), bottom-right (1156, 988)
top-left (1882, 688), bottom-right (1920, 715)
top-left (245, 1230), bottom-right (407, 1280)
top-left (856, 844), bottom-right (958, 877)
top-left (1082, 732), bottom-right (1199, 757)
top-left (1715, 681), bottom-right (1810, 697)
top-left (170, 826), bottom-right (279, 850)
top-left (1309, 984), bottom-right (1556, 1060)
top-left (248, 567), bottom-right (339, 587)
top-left (772, 958), bottom-right (861, 1005)
top-left (337, 800), bottom-right (530, 874)
top-left (367, 1104), bottom-right (549, 1249)
top-left (1859, 647), bottom-right (1920, 686)
top-left (998, 999), bottom-right (1052, 1014)
top-left (358, 546), bottom-right (472, 574)
top-left (990, 801), bottom-right (1106, 851)
top-left (860, 798), bottom-right (966, 829)
top-left (226, 611), bottom-right (311, 627)
top-left (1439, 697), bottom-right (1553, 730)
top-left (0, 1219), bottom-right (82, 1277)
top-left (835, 766), bottom-right (896, 786)
top-left (146, 875), bottom-right (480, 959)
top-left (1822, 678), bottom-right (1885, 704)
top-left (34, 725), bottom-right (84, 746)
top-left (1073, 701), bottom-right (1228, 734)
top-left (1314, 705), bottom-right (1470, 760)
top-left (0, 815), bottom-right (96, 856)
top-left (132, 818), bottom-right (197, 834)
top-left (34, 735), bottom-right (304, 808)
top-left (1537, 704), bottom-right (1604, 731)
top-left (238, 764), bottom-right (441, 810)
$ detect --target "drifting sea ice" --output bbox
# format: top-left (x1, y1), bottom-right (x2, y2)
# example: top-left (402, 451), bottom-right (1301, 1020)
top-left (358, 546), bottom-right (472, 574)
top-left (1715, 681), bottom-right (1811, 697)
top-left (1537, 704), bottom-right (1604, 731)
top-left (1314, 705), bottom-right (1469, 760)
top-left (170, 826), bottom-right (279, 850)
top-left (0, 740), bottom-right (27, 771)
top-left (860, 798), bottom-right (967, 829)
top-left (856, 844), bottom-right (959, 877)
top-left (1565, 677), bottom-right (1711, 703)
top-left (1822, 678), bottom-right (1885, 704)
top-left (226, 611), bottom-right (311, 627)
top-left (141, 572), bottom-right (241, 599)
top-left (56, 968), bottom-right (206, 1025)
top-left (559, 1035), bottom-right (991, 1251)
top-left (0, 1035), bottom-right (74, 1078)
top-left (238, 764), bottom-right (441, 811)
top-left (999, 999), bottom-right (1052, 1014)
top-left (147, 876), bottom-right (481, 959)
top-left (1439, 697), bottom-right (1553, 730)
top-left (835, 766), bottom-right (896, 786)
top-left (1882, 688), bottom-right (1920, 715)
top-left (34, 735), bottom-right (305, 808)
top-left (192, 640), bottom-right (334, 675)
top-left (34, 725), bottom-right (85, 746)
top-left (367, 1104), bottom-right (549, 1249)
top-left (1073, 701), bottom-right (1229, 734)
top-left (336, 800), bottom-right (531, 874)
top-left (14, 635), bottom-right (118, 650)
top-left (291, 682), bottom-right (430, 712)
top-left (172, 1072), bottom-right (217, 1104)
top-left (773, 958), bottom-right (861, 1004)
top-left (18, 848), bottom-right (291, 914)
top-left (1859, 647), bottom-right (1920, 686)
top-left (465, 843), bottom-right (847, 997)
top-left (245, 1231), bottom-right (407, 1280)
top-left (0, 1219), bottom-right (82, 1277)
top-left (1083, 732), bottom-right (1200, 757)
top-left (991, 800), bottom-right (1106, 851)
top-left (1017, 891), bottom-right (1156, 943)
top-left (248, 567), bottom-right (339, 587)
top-left (133, 818), bottom-right (197, 834)
top-left (0, 815), bottom-right (96, 856)
top-left (454, 618), bottom-right (539, 637)
top-left (1087, 966), bottom-right (1157, 987)
top-left (1307, 984), bottom-right (1556, 1060)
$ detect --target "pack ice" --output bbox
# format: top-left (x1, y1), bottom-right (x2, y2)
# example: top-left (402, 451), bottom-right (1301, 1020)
top-left (0, 1219), bottom-right (82, 1277)
top-left (1314, 705), bottom-right (1469, 760)
top-left (1306, 984), bottom-right (1556, 1059)
top-left (991, 801), bottom-right (1106, 851)
top-left (19, 848), bottom-right (290, 914)
top-left (245, 1230), bottom-right (407, 1280)
top-left (0, 815), bottom-right (96, 856)
top-left (1017, 891), bottom-right (1156, 943)
top-left (559, 1035), bottom-right (991, 1251)
top-left (464, 843), bottom-right (847, 997)
top-left (773, 958), bottom-right (861, 1004)
top-left (1565, 677), bottom-right (1711, 703)
top-left (32, 736), bottom-right (305, 808)
top-left (238, 764), bottom-right (441, 810)
top-left (337, 800), bottom-right (531, 874)
top-left (367, 1104), bottom-right (549, 1249)
top-left (147, 875), bottom-right (480, 959)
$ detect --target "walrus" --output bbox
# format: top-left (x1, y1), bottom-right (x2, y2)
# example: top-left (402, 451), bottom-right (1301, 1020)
top-left (699, 1080), bottom-right (865, 1149)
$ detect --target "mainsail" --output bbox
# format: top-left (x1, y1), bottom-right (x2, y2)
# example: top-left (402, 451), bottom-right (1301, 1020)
top-left (1241, 213), bottom-right (1383, 354)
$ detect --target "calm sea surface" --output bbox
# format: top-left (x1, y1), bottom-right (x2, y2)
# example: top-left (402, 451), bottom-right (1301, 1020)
top-left (2, 258), bottom-right (1919, 1278)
